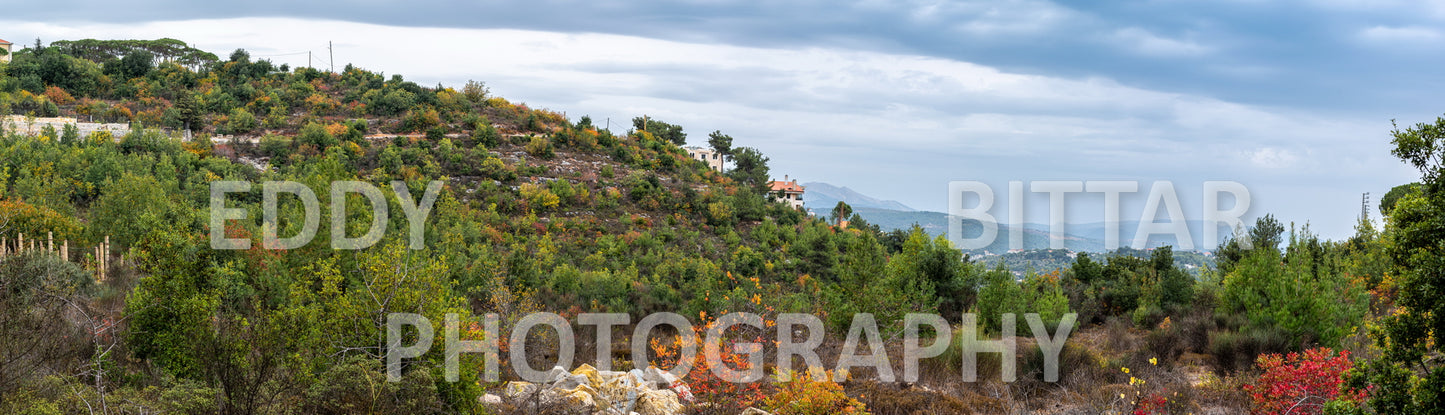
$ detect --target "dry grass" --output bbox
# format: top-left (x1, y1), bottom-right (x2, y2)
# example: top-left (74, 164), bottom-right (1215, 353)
top-left (845, 380), bottom-right (1003, 415)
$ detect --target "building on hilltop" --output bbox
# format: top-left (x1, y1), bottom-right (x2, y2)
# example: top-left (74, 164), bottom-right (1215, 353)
top-left (0, 39), bottom-right (12, 63)
top-left (769, 175), bottom-right (806, 209)
top-left (684, 146), bottom-right (724, 172)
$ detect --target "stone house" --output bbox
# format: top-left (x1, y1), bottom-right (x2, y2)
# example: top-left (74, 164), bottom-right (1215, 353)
top-left (684, 146), bottom-right (724, 172)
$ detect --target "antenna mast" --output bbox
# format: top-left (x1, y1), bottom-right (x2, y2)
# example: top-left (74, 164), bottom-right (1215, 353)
top-left (1362, 192), bottom-right (1370, 222)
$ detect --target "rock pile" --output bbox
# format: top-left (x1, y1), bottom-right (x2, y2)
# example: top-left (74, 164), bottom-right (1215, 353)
top-left (483, 365), bottom-right (691, 415)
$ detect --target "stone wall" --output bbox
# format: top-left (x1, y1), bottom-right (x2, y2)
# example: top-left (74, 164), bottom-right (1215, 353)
top-left (3, 115), bottom-right (131, 138)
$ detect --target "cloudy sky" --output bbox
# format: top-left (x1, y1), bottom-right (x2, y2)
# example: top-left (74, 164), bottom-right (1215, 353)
top-left (4, 0), bottom-right (1438, 241)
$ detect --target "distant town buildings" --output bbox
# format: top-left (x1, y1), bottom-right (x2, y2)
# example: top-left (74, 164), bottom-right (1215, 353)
top-left (0, 39), bottom-right (11, 63)
top-left (769, 175), bottom-right (806, 209)
top-left (684, 146), bottom-right (724, 172)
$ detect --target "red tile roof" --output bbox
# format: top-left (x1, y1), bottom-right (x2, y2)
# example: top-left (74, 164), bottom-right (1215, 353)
top-left (769, 180), bottom-right (805, 193)
top-left (0, 39), bottom-right (11, 45)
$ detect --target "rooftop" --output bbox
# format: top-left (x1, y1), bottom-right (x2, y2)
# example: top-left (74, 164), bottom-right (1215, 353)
top-left (769, 180), bottom-right (804, 193)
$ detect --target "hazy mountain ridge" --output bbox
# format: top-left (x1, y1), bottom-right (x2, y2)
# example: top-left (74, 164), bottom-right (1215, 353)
top-left (801, 182), bottom-right (915, 213)
top-left (804, 182), bottom-right (1231, 253)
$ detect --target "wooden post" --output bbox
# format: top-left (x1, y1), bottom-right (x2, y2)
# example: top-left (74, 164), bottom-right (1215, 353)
top-left (61, 240), bottom-right (68, 261)
top-left (101, 244), bottom-right (106, 280)
top-left (96, 246), bottom-right (104, 282)
top-left (48, 231), bottom-right (54, 253)
top-left (101, 236), bottom-right (109, 282)
top-left (18, 233), bottom-right (23, 253)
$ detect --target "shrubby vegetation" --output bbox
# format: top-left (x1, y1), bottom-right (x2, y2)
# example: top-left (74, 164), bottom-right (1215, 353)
top-left (0, 38), bottom-right (1436, 414)
top-left (0, 38), bottom-right (974, 413)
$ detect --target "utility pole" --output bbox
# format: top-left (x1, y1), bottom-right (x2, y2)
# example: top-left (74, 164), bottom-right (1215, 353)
top-left (308, 51), bottom-right (312, 69)
top-left (328, 41), bottom-right (334, 73)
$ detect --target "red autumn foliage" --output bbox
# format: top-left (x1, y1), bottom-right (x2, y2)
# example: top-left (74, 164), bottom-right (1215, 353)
top-left (650, 312), bottom-right (770, 414)
top-left (1245, 347), bottom-right (1365, 415)
top-left (1133, 393), bottom-right (1168, 415)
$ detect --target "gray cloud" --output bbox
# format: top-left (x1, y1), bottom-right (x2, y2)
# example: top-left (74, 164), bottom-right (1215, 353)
top-left (5, 0), bottom-right (1440, 115)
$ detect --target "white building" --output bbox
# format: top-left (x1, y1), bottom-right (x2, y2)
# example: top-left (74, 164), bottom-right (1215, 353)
top-left (769, 175), bottom-right (806, 209)
top-left (684, 146), bottom-right (724, 172)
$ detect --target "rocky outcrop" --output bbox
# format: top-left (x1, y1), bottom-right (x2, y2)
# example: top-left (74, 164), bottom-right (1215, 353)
top-left (481, 364), bottom-right (690, 415)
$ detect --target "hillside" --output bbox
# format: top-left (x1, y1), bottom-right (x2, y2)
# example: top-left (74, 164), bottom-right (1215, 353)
top-left (2, 38), bottom-right (1048, 414)
top-left (0, 37), bottom-right (1419, 415)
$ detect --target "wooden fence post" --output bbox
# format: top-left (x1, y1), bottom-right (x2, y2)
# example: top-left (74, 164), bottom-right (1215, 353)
top-left (102, 236), bottom-right (110, 282)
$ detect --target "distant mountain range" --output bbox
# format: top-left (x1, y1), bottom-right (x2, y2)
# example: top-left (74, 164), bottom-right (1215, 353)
top-left (802, 182), bottom-right (1229, 253)
top-left (802, 182), bottom-right (915, 213)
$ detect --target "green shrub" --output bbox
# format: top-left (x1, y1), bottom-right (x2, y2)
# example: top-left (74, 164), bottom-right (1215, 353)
top-left (296, 122), bottom-right (338, 148)
top-left (1209, 326), bottom-right (1290, 373)
top-left (524, 136), bottom-right (554, 159)
top-left (975, 266), bottom-right (1024, 334)
top-left (226, 108), bottom-right (258, 134)
top-left (303, 357), bottom-right (443, 415)
top-left (1017, 342), bottom-right (1107, 387)
top-left (1140, 326), bottom-right (1186, 367)
top-left (1218, 235), bottom-right (1366, 348)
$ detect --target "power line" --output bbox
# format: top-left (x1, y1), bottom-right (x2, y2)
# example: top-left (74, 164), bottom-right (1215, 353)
top-left (251, 51), bottom-right (310, 57)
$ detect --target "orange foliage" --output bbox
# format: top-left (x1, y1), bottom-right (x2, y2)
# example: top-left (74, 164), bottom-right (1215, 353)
top-left (44, 86), bottom-right (75, 106)
top-left (649, 311), bottom-right (772, 413)
top-left (306, 93), bottom-right (341, 115)
top-left (324, 122), bottom-right (349, 137)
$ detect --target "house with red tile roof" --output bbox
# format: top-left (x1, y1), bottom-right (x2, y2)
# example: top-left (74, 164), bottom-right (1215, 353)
top-left (769, 175), bottom-right (805, 209)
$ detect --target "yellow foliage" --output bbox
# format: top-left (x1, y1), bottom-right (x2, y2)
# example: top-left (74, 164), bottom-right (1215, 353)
top-left (324, 122), bottom-right (349, 137)
top-left (520, 182), bottom-right (560, 211)
top-left (765, 368), bottom-right (869, 415)
top-left (485, 97), bottom-right (511, 109)
top-left (305, 93), bottom-right (340, 114)
top-left (0, 200), bottom-right (85, 243)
